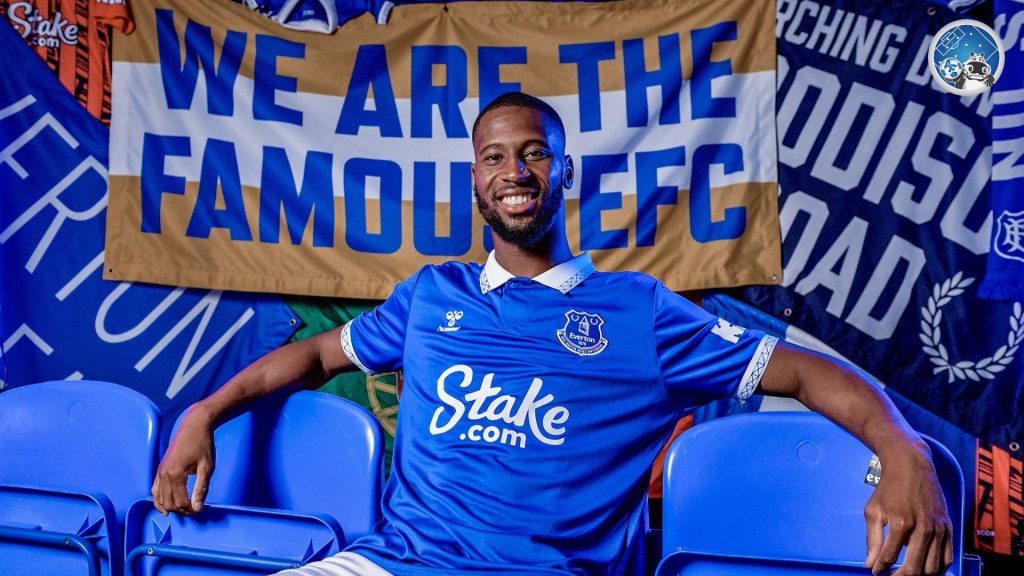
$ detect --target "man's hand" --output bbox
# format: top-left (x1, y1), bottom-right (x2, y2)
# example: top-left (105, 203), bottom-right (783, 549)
top-left (146, 333), bottom-right (348, 516)
top-left (863, 446), bottom-right (953, 576)
top-left (151, 405), bottom-right (216, 516)
top-left (757, 345), bottom-right (955, 575)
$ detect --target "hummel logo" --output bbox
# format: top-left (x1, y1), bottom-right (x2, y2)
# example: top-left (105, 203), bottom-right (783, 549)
top-left (438, 310), bottom-right (464, 332)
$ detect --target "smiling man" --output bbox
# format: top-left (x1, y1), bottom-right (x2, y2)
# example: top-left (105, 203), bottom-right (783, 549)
top-left (470, 95), bottom-right (571, 260)
top-left (154, 92), bottom-right (954, 576)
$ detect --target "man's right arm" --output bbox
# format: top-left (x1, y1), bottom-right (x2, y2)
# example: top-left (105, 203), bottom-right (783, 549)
top-left (151, 326), bottom-right (356, 516)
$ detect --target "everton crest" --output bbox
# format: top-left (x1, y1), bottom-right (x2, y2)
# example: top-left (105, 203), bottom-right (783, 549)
top-left (994, 210), bottom-right (1024, 263)
top-left (557, 310), bottom-right (608, 356)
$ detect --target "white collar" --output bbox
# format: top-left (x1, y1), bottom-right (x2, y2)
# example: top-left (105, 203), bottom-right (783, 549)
top-left (479, 251), bottom-right (595, 295)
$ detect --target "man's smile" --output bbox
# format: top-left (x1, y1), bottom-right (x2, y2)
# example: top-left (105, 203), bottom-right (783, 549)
top-left (495, 189), bottom-right (541, 213)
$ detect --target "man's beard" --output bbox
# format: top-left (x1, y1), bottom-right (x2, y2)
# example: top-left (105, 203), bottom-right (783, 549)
top-left (476, 187), bottom-right (564, 249)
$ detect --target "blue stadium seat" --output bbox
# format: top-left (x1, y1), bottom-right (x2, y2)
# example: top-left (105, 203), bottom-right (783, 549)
top-left (656, 411), bottom-right (981, 576)
top-left (124, 390), bottom-right (385, 576)
top-left (0, 380), bottom-right (161, 576)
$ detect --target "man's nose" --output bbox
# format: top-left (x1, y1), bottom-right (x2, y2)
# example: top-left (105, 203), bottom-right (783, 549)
top-left (504, 158), bottom-right (530, 180)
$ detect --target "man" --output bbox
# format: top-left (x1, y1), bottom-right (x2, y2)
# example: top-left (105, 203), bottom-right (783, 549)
top-left (153, 92), bottom-right (953, 576)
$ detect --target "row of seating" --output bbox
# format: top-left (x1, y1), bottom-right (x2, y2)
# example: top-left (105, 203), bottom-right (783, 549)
top-left (1, 381), bottom-right (981, 575)
top-left (0, 380), bottom-right (384, 576)
top-left (655, 411), bottom-right (982, 576)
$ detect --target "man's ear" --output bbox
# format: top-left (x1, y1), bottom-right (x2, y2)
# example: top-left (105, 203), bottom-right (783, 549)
top-left (563, 155), bottom-right (574, 190)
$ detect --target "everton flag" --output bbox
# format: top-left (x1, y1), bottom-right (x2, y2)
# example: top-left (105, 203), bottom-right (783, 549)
top-left (741, 0), bottom-right (1023, 448)
top-left (0, 19), bottom-right (298, 435)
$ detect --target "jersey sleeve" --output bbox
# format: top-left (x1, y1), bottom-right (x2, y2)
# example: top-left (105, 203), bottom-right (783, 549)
top-left (340, 271), bottom-right (420, 375)
top-left (653, 282), bottom-right (778, 407)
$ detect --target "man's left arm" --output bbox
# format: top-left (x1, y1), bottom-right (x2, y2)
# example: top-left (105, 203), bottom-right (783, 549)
top-left (757, 342), bottom-right (954, 576)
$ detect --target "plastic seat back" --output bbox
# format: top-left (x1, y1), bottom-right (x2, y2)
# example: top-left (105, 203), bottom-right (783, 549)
top-left (125, 390), bottom-right (384, 576)
top-left (657, 412), bottom-right (968, 576)
top-left (0, 380), bottom-right (161, 576)
top-left (202, 390), bottom-right (385, 540)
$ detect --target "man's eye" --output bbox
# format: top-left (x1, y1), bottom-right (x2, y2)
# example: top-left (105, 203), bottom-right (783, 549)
top-left (525, 150), bottom-right (551, 160)
top-left (484, 154), bottom-right (502, 164)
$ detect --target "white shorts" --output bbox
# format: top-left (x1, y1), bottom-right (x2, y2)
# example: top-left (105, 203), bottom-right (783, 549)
top-left (271, 552), bottom-right (393, 576)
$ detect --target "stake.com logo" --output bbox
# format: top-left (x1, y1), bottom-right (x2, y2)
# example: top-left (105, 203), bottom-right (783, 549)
top-left (428, 364), bottom-right (570, 449)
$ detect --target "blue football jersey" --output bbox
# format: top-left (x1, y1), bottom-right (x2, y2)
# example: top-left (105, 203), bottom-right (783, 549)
top-left (341, 252), bottom-right (777, 575)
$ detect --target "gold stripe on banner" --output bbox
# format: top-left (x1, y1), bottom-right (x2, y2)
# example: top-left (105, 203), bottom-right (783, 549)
top-left (105, 178), bottom-right (779, 299)
top-left (568, 182), bottom-right (781, 292)
top-left (107, 0), bottom-right (780, 299)
top-left (106, 178), bottom-right (492, 299)
top-left (114, 0), bottom-right (775, 98)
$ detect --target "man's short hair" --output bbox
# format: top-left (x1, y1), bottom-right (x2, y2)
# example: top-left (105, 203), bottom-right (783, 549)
top-left (472, 92), bottom-right (566, 146)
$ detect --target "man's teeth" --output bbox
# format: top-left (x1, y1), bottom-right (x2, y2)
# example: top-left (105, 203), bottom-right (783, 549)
top-left (501, 194), bottom-right (531, 206)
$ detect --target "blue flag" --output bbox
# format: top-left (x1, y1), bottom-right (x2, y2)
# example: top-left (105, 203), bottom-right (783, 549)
top-left (979, 0), bottom-right (1024, 301)
top-left (0, 20), bottom-right (298, 438)
top-left (740, 0), bottom-right (1023, 448)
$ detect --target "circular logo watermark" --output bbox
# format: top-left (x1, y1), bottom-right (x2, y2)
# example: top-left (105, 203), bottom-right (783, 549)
top-left (929, 19), bottom-right (1004, 96)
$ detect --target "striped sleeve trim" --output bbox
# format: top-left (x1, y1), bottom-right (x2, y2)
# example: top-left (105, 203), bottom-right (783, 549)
top-left (340, 321), bottom-right (377, 376)
top-left (735, 335), bottom-right (779, 403)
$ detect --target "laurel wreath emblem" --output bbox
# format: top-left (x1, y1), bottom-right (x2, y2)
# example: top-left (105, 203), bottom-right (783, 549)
top-left (919, 272), bottom-right (1024, 383)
